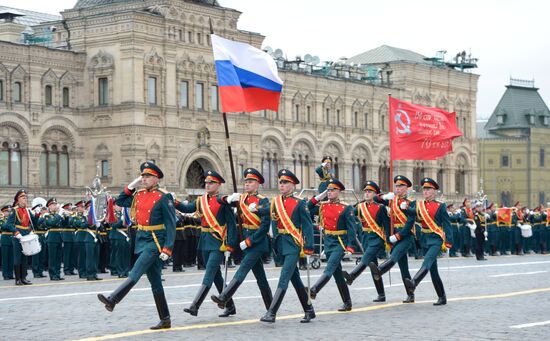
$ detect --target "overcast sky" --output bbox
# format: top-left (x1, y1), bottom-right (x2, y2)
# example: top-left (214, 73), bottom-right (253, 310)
top-left (3, 0), bottom-right (549, 119)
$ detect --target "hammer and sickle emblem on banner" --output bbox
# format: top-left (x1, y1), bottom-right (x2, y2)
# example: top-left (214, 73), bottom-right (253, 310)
top-left (395, 109), bottom-right (411, 135)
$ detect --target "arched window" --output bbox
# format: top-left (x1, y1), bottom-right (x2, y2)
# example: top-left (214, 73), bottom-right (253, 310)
top-left (45, 85), bottom-right (53, 106)
top-left (0, 141), bottom-right (22, 185)
top-left (413, 162), bottom-right (425, 191)
top-left (62, 87), bottom-right (70, 107)
top-left (40, 144), bottom-right (69, 187)
top-left (261, 152), bottom-right (279, 189)
top-left (13, 81), bottom-right (22, 103)
top-left (378, 161), bottom-right (390, 192)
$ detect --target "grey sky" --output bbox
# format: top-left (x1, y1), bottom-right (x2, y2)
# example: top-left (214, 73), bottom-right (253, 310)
top-left (3, 0), bottom-right (549, 119)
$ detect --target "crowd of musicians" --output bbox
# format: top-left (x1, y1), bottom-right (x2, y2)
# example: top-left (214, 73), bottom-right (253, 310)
top-left (1, 158), bottom-right (549, 329)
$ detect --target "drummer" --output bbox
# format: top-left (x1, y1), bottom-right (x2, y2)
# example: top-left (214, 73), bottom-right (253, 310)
top-left (5, 190), bottom-right (39, 285)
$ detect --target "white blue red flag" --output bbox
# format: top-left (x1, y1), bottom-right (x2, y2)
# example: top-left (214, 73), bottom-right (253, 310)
top-left (211, 34), bottom-right (283, 112)
top-left (87, 197), bottom-right (97, 226)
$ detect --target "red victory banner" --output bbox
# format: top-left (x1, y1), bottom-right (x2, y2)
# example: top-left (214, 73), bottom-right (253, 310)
top-left (389, 96), bottom-right (463, 160)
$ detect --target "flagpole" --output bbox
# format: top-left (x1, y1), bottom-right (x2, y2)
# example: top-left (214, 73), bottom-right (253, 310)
top-left (388, 93), bottom-right (394, 237)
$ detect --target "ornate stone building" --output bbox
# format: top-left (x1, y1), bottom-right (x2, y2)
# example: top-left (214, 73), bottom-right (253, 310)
top-left (0, 0), bottom-right (479, 204)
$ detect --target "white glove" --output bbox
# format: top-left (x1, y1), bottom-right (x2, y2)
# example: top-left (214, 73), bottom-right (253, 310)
top-left (232, 207), bottom-right (238, 215)
top-left (15, 233), bottom-right (22, 240)
top-left (400, 202), bottom-right (408, 210)
top-left (128, 176), bottom-right (142, 190)
top-left (344, 251), bottom-right (353, 258)
top-left (239, 240), bottom-right (248, 251)
top-left (530, 210), bottom-right (535, 215)
top-left (483, 231), bottom-right (488, 238)
top-left (159, 252), bottom-right (170, 261)
top-left (248, 202), bottom-right (257, 212)
top-left (170, 192), bottom-right (176, 201)
top-left (224, 250), bottom-right (231, 258)
top-left (182, 199), bottom-right (189, 205)
top-left (95, 222), bottom-right (101, 228)
top-left (484, 213), bottom-right (491, 219)
top-left (321, 162), bottom-right (328, 168)
top-left (226, 193), bottom-right (241, 203)
top-left (389, 235), bottom-right (398, 244)
top-left (382, 192), bottom-right (395, 200)
top-left (314, 190), bottom-right (328, 202)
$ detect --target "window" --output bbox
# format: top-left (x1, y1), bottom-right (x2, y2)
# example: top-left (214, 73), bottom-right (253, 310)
top-left (211, 85), bottom-right (219, 111)
top-left (501, 155), bottom-right (509, 167)
top-left (188, 31), bottom-right (193, 43)
top-left (540, 148), bottom-right (545, 167)
top-left (197, 33), bottom-right (202, 45)
top-left (98, 78), bottom-right (108, 105)
top-left (364, 113), bottom-right (368, 129)
top-left (497, 115), bottom-right (505, 124)
top-left (325, 108), bottom-right (330, 125)
top-left (544, 116), bottom-right (549, 126)
top-left (62, 87), bottom-right (69, 107)
top-left (437, 168), bottom-right (444, 188)
top-left (306, 106), bottom-right (311, 123)
top-left (336, 109), bottom-right (341, 126)
top-left (528, 115), bottom-right (535, 125)
top-left (381, 115), bottom-right (386, 131)
top-left (354, 111), bottom-right (358, 127)
top-left (488, 159), bottom-right (494, 165)
top-left (180, 81), bottom-right (188, 107)
top-left (195, 82), bottom-right (203, 110)
top-left (261, 110), bottom-right (267, 118)
top-left (101, 160), bottom-right (109, 178)
top-left (540, 192), bottom-right (545, 205)
top-left (178, 29), bottom-right (183, 41)
top-left (0, 80), bottom-right (3, 101)
top-left (295, 104), bottom-right (300, 122)
top-left (40, 144), bottom-right (69, 187)
top-left (45, 85), bottom-right (52, 106)
top-left (378, 161), bottom-right (390, 192)
top-left (147, 77), bottom-right (157, 105)
top-left (0, 142), bottom-right (22, 186)
top-left (13, 82), bottom-right (22, 103)
top-left (455, 169), bottom-right (465, 194)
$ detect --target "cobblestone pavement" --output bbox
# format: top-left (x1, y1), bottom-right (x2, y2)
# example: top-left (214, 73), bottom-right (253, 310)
top-left (1, 254), bottom-right (550, 341)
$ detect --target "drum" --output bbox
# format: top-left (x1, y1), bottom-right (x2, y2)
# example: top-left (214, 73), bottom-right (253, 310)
top-left (520, 224), bottom-right (533, 238)
top-left (20, 233), bottom-right (42, 256)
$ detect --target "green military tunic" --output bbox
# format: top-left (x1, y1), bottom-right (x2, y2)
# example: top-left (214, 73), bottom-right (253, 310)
top-left (40, 211), bottom-right (66, 280)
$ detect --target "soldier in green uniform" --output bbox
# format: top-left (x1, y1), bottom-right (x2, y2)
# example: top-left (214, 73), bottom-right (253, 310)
top-left (1, 205), bottom-right (14, 280)
top-left (6, 190), bottom-right (38, 285)
top-left (31, 205), bottom-right (48, 278)
top-left (307, 178), bottom-right (356, 311)
top-left (211, 168), bottom-right (273, 312)
top-left (542, 207), bottom-right (550, 254)
top-left (109, 204), bottom-right (130, 278)
top-left (447, 204), bottom-right (462, 257)
top-left (473, 201), bottom-right (488, 261)
top-left (98, 161), bottom-right (176, 330)
top-left (84, 213), bottom-right (102, 281)
top-left (485, 203), bottom-right (499, 256)
top-left (61, 203), bottom-right (77, 276)
top-left (175, 170), bottom-right (239, 317)
top-left (460, 199), bottom-right (475, 257)
top-left (260, 169), bottom-right (315, 323)
top-left (343, 181), bottom-right (390, 302)
top-left (72, 201), bottom-right (89, 278)
top-left (315, 156), bottom-right (334, 193)
top-left (404, 178), bottom-right (453, 305)
top-left (369, 175), bottom-right (416, 303)
top-left (41, 198), bottom-right (66, 281)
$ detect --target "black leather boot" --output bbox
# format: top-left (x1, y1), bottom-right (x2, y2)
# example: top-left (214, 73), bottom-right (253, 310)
top-left (97, 278), bottom-right (136, 312)
top-left (259, 286), bottom-right (273, 310)
top-left (14, 265), bottom-right (23, 286)
top-left (150, 292), bottom-right (171, 329)
top-left (20, 265), bottom-right (32, 285)
top-left (372, 271), bottom-right (386, 302)
top-left (260, 288), bottom-right (286, 323)
top-left (404, 267), bottom-right (429, 296)
top-left (309, 273), bottom-right (331, 299)
top-left (369, 259), bottom-right (395, 281)
top-left (342, 262), bottom-right (367, 285)
top-left (296, 286), bottom-right (316, 323)
top-left (183, 284), bottom-right (209, 316)
top-left (218, 299), bottom-right (236, 317)
top-left (432, 278), bottom-right (447, 306)
top-left (211, 278), bottom-right (242, 309)
top-left (336, 281), bottom-right (352, 311)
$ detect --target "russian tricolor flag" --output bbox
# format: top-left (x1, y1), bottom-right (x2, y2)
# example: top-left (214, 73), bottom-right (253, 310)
top-left (211, 34), bottom-right (283, 113)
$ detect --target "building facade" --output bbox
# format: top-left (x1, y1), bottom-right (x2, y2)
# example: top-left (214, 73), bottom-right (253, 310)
top-left (478, 79), bottom-right (550, 207)
top-left (0, 0), bottom-right (478, 204)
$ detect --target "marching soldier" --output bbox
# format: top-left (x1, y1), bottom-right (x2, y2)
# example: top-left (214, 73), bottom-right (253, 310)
top-left (343, 181), bottom-right (390, 302)
top-left (41, 198), bottom-right (65, 281)
top-left (172, 212), bottom-right (186, 272)
top-left (31, 205), bottom-right (47, 278)
top-left (211, 168), bottom-right (273, 312)
top-left (175, 170), bottom-right (239, 317)
top-left (1, 205), bottom-right (14, 280)
top-left (513, 202), bottom-right (525, 255)
top-left (369, 175), bottom-right (416, 303)
top-left (486, 203), bottom-right (499, 256)
top-left (260, 169), bottom-right (315, 323)
top-left (473, 201), bottom-right (488, 261)
top-left (73, 201), bottom-right (89, 278)
top-left (6, 189), bottom-right (38, 285)
top-left (315, 156), bottom-right (334, 193)
top-left (307, 178), bottom-right (356, 311)
top-left (61, 203), bottom-right (77, 276)
top-left (404, 178), bottom-right (453, 305)
top-left (447, 204), bottom-right (463, 257)
top-left (98, 161), bottom-right (176, 330)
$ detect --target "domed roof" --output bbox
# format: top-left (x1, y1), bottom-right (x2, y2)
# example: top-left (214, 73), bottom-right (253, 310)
top-left (74, 0), bottom-right (219, 10)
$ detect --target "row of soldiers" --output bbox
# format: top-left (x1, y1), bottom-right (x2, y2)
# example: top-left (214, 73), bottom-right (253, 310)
top-left (89, 160), bottom-right (456, 330)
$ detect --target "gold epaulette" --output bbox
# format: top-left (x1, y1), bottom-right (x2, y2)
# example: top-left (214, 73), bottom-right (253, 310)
top-left (157, 187), bottom-right (168, 195)
top-left (257, 194), bottom-right (266, 199)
